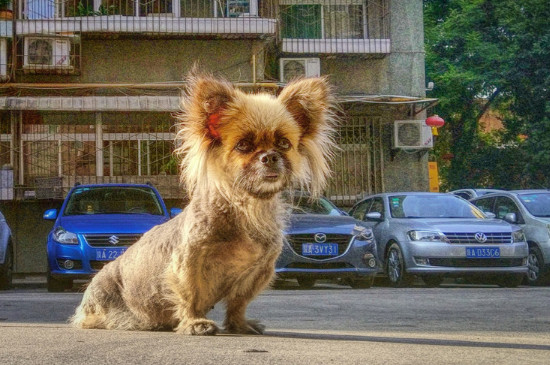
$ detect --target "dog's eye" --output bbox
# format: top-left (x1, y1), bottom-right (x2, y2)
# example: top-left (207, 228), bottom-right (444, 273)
top-left (277, 138), bottom-right (291, 151)
top-left (235, 139), bottom-right (254, 153)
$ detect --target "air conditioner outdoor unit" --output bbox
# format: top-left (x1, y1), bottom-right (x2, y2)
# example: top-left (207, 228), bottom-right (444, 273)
top-left (23, 37), bottom-right (72, 71)
top-left (393, 120), bottom-right (433, 149)
top-left (280, 58), bottom-right (321, 83)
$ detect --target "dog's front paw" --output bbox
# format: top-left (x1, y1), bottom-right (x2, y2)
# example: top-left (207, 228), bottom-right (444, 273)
top-left (225, 319), bottom-right (265, 335)
top-left (177, 319), bottom-right (219, 336)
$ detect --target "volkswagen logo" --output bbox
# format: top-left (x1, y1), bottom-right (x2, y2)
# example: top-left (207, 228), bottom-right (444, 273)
top-left (108, 235), bottom-right (120, 245)
top-left (474, 232), bottom-right (487, 243)
top-left (314, 233), bottom-right (327, 243)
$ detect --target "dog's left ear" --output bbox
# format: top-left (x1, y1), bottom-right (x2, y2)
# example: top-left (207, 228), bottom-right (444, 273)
top-left (278, 77), bottom-right (337, 196)
top-left (185, 75), bottom-right (237, 140)
top-left (278, 77), bottom-right (332, 141)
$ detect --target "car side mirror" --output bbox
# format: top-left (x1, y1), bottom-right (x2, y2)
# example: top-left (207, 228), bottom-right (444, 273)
top-left (365, 212), bottom-right (383, 222)
top-left (170, 207), bottom-right (183, 218)
top-left (484, 211), bottom-right (496, 219)
top-left (503, 212), bottom-right (517, 224)
top-left (43, 209), bottom-right (58, 220)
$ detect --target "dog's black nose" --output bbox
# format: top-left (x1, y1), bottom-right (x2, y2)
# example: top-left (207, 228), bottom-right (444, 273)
top-left (259, 152), bottom-right (280, 166)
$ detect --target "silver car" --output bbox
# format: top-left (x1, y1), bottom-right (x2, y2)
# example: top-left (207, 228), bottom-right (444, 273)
top-left (471, 190), bottom-right (550, 286)
top-left (450, 188), bottom-right (505, 201)
top-left (349, 192), bottom-right (528, 287)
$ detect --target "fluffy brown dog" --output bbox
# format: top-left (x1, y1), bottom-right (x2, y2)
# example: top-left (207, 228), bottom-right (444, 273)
top-left (70, 74), bottom-right (337, 335)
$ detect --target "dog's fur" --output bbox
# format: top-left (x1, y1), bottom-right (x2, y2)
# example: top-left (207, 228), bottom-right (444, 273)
top-left (70, 74), bottom-right (337, 335)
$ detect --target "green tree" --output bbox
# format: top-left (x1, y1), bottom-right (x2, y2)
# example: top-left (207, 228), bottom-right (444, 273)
top-left (424, 0), bottom-right (550, 189)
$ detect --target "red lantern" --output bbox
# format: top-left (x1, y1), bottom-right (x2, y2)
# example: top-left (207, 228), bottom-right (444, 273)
top-left (426, 115), bottom-right (445, 128)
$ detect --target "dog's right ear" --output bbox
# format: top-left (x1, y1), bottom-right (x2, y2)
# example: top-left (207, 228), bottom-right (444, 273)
top-left (183, 74), bottom-right (237, 141)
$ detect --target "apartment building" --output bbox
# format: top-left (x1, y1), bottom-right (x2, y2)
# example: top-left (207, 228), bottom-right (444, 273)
top-left (0, 0), bottom-right (436, 273)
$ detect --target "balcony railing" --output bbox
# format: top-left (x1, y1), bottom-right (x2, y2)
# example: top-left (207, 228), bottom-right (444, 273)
top-left (15, 0), bottom-right (277, 36)
top-left (279, 0), bottom-right (390, 54)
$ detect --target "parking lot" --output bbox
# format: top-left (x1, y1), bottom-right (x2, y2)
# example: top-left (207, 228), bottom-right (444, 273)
top-left (1, 281), bottom-right (549, 364)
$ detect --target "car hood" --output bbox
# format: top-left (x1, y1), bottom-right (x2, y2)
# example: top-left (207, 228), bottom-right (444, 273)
top-left (55, 214), bottom-right (169, 234)
top-left (286, 214), bottom-right (363, 235)
top-left (396, 218), bottom-right (518, 233)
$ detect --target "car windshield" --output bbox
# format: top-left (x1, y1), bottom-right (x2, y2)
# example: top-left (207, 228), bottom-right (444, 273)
top-left (518, 193), bottom-right (550, 217)
top-left (290, 195), bottom-right (343, 216)
top-left (389, 194), bottom-right (486, 219)
top-left (63, 186), bottom-right (164, 216)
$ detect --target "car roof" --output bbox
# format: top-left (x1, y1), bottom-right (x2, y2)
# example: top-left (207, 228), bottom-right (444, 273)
top-left (70, 183), bottom-right (156, 189)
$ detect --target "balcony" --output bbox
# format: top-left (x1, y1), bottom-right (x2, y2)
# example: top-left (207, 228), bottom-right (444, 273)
top-left (15, 0), bottom-right (276, 37)
top-left (279, 0), bottom-right (390, 55)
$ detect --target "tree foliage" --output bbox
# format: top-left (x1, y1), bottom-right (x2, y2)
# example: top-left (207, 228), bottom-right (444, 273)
top-left (424, 0), bottom-right (550, 189)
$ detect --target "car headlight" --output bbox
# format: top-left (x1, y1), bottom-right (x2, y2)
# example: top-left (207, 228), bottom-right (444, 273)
top-left (353, 225), bottom-right (374, 241)
top-left (512, 230), bottom-right (526, 243)
top-left (53, 227), bottom-right (78, 244)
top-left (408, 230), bottom-right (449, 243)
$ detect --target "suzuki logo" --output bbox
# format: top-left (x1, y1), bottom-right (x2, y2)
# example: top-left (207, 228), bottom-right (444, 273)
top-left (108, 235), bottom-right (120, 245)
top-left (474, 232), bottom-right (487, 243)
top-left (314, 233), bottom-right (327, 243)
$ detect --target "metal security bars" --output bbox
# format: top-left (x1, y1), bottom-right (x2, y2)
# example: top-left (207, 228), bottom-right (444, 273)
top-left (279, 0), bottom-right (390, 54)
top-left (14, 0), bottom-right (277, 36)
top-left (1, 110), bottom-right (386, 204)
top-left (326, 115), bottom-right (383, 207)
top-left (3, 111), bottom-right (182, 200)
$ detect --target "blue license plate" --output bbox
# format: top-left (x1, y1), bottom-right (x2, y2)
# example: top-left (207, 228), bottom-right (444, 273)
top-left (466, 247), bottom-right (500, 258)
top-left (95, 248), bottom-right (127, 261)
top-left (302, 243), bottom-right (339, 256)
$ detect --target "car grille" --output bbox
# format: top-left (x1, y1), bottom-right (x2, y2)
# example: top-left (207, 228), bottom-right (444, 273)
top-left (444, 232), bottom-right (513, 244)
top-left (84, 234), bottom-right (142, 247)
top-left (286, 234), bottom-right (352, 259)
top-left (429, 258), bottom-right (524, 268)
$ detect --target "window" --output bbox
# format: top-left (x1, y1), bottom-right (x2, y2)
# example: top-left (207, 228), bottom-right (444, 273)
top-left (495, 197), bottom-right (523, 223)
top-left (368, 197), bottom-right (383, 217)
top-left (472, 197), bottom-right (495, 215)
top-left (280, 0), bottom-right (365, 39)
top-left (350, 200), bottom-right (370, 220)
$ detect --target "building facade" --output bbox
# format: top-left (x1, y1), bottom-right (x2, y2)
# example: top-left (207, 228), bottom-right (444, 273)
top-left (0, 0), bottom-right (435, 274)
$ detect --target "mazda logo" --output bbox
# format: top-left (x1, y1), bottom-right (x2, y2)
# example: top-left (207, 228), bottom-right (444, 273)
top-left (474, 232), bottom-right (487, 243)
top-left (314, 233), bottom-right (327, 243)
top-left (109, 235), bottom-right (120, 245)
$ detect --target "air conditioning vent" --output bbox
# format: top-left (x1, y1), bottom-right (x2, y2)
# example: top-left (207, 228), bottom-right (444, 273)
top-left (24, 37), bottom-right (73, 72)
top-left (393, 120), bottom-right (433, 149)
top-left (280, 58), bottom-right (321, 83)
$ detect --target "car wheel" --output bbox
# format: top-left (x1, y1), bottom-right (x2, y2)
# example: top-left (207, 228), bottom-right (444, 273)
top-left (296, 277), bottom-right (316, 289)
top-left (349, 276), bottom-right (375, 289)
top-left (421, 275), bottom-right (443, 288)
top-left (527, 246), bottom-right (548, 286)
top-left (47, 270), bottom-right (72, 292)
top-left (497, 273), bottom-right (525, 288)
top-left (0, 243), bottom-right (13, 290)
top-left (386, 242), bottom-right (413, 287)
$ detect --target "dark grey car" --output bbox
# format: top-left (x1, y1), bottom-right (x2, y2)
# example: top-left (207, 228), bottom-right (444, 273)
top-left (349, 192), bottom-right (528, 287)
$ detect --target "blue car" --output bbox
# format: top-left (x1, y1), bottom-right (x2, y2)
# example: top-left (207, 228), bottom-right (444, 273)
top-left (43, 183), bottom-right (181, 292)
top-left (0, 209), bottom-right (14, 290)
top-left (276, 194), bottom-right (381, 289)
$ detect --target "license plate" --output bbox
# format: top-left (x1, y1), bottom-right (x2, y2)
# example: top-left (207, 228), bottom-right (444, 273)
top-left (466, 247), bottom-right (500, 258)
top-left (95, 248), bottom-right (127, 261)
top-left (302, 243), bottom-right (339, 256)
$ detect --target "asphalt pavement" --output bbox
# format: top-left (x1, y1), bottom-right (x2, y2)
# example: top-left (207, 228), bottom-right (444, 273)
top-left (1, 280), bottom-right (550, 364)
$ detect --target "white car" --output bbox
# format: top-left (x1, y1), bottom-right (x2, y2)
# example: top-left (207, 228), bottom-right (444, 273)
top-left (349, 192), bottom-right (528, 287)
